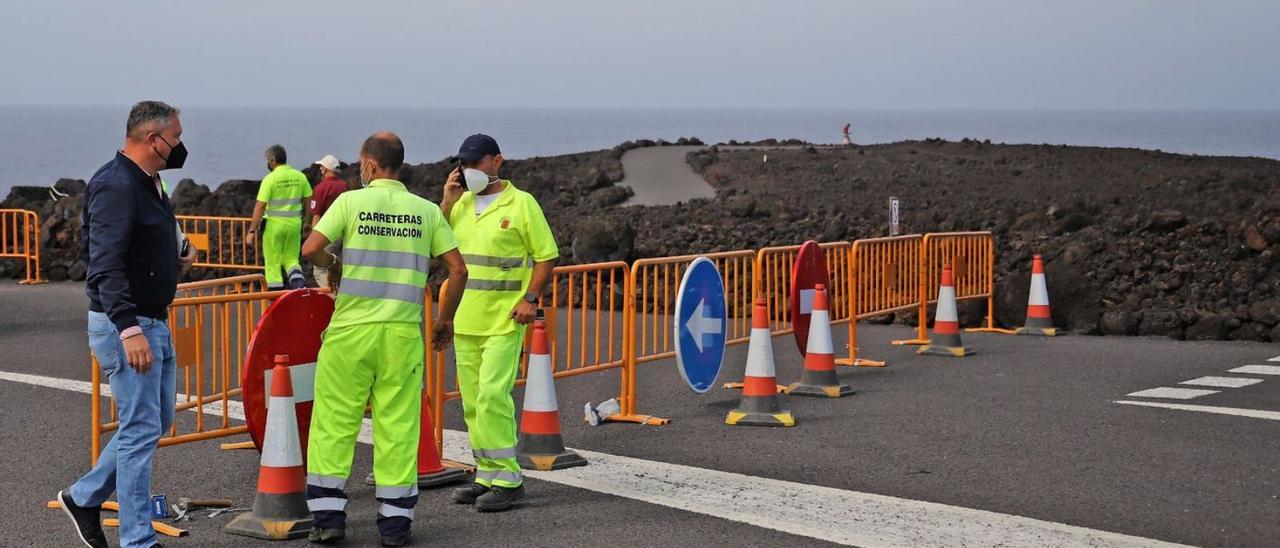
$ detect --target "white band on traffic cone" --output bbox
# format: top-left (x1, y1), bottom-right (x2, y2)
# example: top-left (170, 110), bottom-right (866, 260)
top-left (744, 327), bottom-right (776, 378)
top-left (522, 352), bottom-right (558, 413)
top-left (261, 395), bottom-right (302, 468)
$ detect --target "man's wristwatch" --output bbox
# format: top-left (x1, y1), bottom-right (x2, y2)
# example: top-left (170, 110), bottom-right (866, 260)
top-left (523, 292), bottom-right (538, 304)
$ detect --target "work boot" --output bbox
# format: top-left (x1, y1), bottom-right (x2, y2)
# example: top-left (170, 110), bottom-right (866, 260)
top-left (451, 482), bottom-right (488, 504)
top-left (380, 532), bottom-right (412, 547)
top-left (475, 484), bottom-right (525, 512)
top-left (308, 526), bottom-right (346, 543)
top-left (57, 490), bottom-right (108, 548)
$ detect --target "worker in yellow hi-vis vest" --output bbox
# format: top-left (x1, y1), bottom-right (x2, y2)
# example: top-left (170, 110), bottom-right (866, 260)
top-left (440, 134), bottom-right (557, 512)
top-left (249, 144), bottom-right (312, 290)
top-left (302, 132), bottom-right (467, 545)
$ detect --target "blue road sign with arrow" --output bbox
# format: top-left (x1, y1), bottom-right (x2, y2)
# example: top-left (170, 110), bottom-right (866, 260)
top-left (674, 257), bottom-right (727, 393)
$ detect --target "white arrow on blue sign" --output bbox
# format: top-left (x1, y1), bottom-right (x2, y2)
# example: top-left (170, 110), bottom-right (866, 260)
top-left (674, 257), bottom-right (727, 393)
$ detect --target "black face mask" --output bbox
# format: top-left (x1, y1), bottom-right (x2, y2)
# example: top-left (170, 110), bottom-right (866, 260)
top-left (154, 136), bottom-right (188, 170)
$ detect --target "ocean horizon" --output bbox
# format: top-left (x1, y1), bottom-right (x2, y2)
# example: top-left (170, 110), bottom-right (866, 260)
top-left (2, 106), bottom-right (1278, 195)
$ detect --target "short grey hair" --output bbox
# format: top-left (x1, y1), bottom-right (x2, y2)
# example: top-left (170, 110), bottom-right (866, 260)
top-left (126, 101), bottom-right (179, 139)
top-left (265, 144), bottom-right (287, 164)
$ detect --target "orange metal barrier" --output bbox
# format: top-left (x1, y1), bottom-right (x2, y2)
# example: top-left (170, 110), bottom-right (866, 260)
top-left (753, 242), bottom-right (852, 335)
top-left (176, 215), bottom-right (262, 271)
top-left (893, 231), bottom-right (1004, 345)
top-left (836, 235), bottom-right (924, 366)
top-left (626, 250), bottom-right (753, 422)
top-left (89, 232), bottom-right (1006, 461)
top-left (427, 260), bottom-right (646, 443)
top-left (90, 285), bottom-right (286, 463)
top-left (0, 209), bottom-right (45, 284)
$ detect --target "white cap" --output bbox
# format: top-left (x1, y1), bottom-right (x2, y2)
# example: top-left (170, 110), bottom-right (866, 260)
top-left (313, 154), bottom-right (340, 171)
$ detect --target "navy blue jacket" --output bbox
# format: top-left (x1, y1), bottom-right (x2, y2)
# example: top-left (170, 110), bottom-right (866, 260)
top-left (82, 152), bottom-right (179, 332)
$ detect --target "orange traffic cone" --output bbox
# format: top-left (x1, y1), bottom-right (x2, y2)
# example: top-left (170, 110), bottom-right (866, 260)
top-left (1015, 254), bottom-right (1058, 336)
top-left (787, 284), bottom-right (854, 398)
top-left (726, 298), bottom-right (795, 426)
top-left (919, 266), bottom-right (975, 357)
top-left (225, 355), bottom-right (314, 540)
top-left (367, 389), bottom-right (469, 488)
top-left (516, 311), bottom-right (588, 471)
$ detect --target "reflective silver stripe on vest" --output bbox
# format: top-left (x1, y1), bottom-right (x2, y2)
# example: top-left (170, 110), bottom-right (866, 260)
top-left (378, 503), bottom-right (414, 520)
top-left (472, 447), bottom-right (518, 460)
top-left (265, 209), bottom-right (302, 218)
top-left (308, 497), bottom-right (347, 512)
top-left (307, 474), bottom-right (347, 489)
top-left (268, 198), bottom-right (301, 206)
top-left (375, 485), bottom-right (419, 499)
top-left (344, 248), bottom-right (430, 273)
top-left (465, 279), bottom-right (524, 292)
top-left (475, 469), bottom-right (523, 485)
top-left (339, 278), bottom-right (425, 305)
top-left (461, 253), bottom-right (531, 270)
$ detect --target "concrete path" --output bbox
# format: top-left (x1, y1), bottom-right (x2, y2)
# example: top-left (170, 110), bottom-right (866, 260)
top-left (618, 146), bottom-right (713, 206)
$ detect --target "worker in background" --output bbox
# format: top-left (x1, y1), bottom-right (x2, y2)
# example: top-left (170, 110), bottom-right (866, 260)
top-left (302, 132), bottom-right (467, 546)
top-left (439, 134), bottom-right (558, 512)
top-left (248, 144), bottom-right (312, 290)
top-left (308, 154), bottom-right (357, 290)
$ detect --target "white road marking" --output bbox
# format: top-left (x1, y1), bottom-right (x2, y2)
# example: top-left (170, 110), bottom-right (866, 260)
top-left (1126, 387), bottom-right (1219, 400)
top-left (1114, 400), bottom-right (1280, 422)
top-left (2, 370), bottom-right (1189, 548)
top-left (1179, 376), bottom-right (1263, 389)
top-left (1228, 365), bottom-right (1280, 376)
top-left (1267, 356), bottom-right (1280, 362)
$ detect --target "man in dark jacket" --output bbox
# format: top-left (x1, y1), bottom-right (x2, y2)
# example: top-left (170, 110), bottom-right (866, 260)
top-left (57, 100), bottom-right (195, 548)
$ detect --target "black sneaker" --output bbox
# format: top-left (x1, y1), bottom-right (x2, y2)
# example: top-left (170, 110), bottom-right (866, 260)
top-left (380, 532), bottom-right (411, 547)
top-left (57, 490), bottom-right (108, 548)
top-left (474, 484), bottom-right (525, 512)
top-left (451, 482), bottom-right (489, 504)
top-left (309, 526), bottom-right (346, 543)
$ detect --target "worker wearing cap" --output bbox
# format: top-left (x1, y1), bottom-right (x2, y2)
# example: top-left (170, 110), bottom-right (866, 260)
top-left (440, 134), bottom-right (558, 512)
top-left (249, 144), bottom-right (312, 290)
top-left (302, 132), bottom-right (467, 546)
top-left (308, 154), bottom-right (357, 290)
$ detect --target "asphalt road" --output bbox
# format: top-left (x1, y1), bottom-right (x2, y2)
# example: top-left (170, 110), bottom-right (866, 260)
top-left (2, 282), bottom-right (1278, 547)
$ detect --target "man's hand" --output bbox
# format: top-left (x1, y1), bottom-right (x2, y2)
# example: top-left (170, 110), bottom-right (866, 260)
top-left (247, 228), bottom-right (257, 245)
top-left (510, 300), bottom-right (537, 325)
top-left (432, 320), bottom-right (455, 351)
top-left (179, 238), bottom-right (197, 268)
top-left (443, 168), bottom-right (464, 204)
top-left (326, 261), bottom-right (342, 292)
top-left (123, 334), bottom-right (153, 373)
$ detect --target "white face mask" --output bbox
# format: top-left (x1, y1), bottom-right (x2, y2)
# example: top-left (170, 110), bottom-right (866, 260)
top-left (463, 168), bottom-right (492, 193)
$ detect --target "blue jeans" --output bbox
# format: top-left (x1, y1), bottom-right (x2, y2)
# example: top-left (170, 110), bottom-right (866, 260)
top-left (70, 311), bottom-right (176, 548)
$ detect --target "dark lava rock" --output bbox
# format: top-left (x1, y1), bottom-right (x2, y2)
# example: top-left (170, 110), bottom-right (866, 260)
top-left (571, 219), bottom-right (636, 264)
top-left (172, 179), bottom-right (212, 214)
top-left (726, 195), bottom-right (757, 218)
top-left (1248, 299), bottom-right (1280, 326)
top-left (1184, 313), bottom-right (1228, 340)
top-left (1101, 309), bottom-right (1141, 335)
top-left (1139, 308), bottom-right (1184, 339)
top-left (47, 264), bottom-right (68, 282)
top-left (1147, 210), bottom-right (1187, 232)
top-left (68, 260), bottom-right (86, 282)
top-left (588, 186), bottom-right (632, 208)
top-left (1244, 225), bottom-right (1269, 252)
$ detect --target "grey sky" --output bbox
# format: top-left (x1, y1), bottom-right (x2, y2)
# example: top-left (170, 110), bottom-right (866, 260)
top-left (1, 0), bottom-right (1277, 110)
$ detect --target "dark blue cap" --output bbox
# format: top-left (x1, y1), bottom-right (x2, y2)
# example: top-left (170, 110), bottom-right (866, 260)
top-left (455, 134), bottom-right (501, 164)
